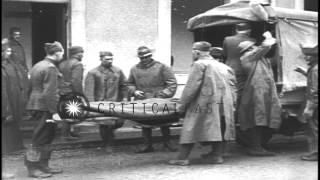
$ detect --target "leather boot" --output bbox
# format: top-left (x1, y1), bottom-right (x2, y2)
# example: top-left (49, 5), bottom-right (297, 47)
top-left (247, 127), bottom-right (275, 156)
top-left (25, 145), bottom-right (52, 178)
top-left (135, 128), bottom-right (154, 153)
top-left (61, 122), bottom-right (79, 141)
top-left (39, 147), bottom-right (63, 174)
top-left (28, 168), bottom-right (52, 178)
top-left (161, 126), bottom-right (177, 152)
top-left (201, 142), bottom-right (224, 164)
top-left (103, 126), bottom-right (116, 154)
top-left (168, 143), bottom-right (194, 165)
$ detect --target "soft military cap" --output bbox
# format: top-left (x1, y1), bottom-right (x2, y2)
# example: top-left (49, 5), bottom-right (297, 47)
top-left (300, 43), bottom-right (318, 56)
top-left (137, 46), bottom-right (152, 58)
top-left (193, 41), bottom-right (212, 52)
top-left (210, 47), bottom-right (223, 58)
top-left (69, 46), bottom-right (84, 56)
top-left (238, 41), bottom-right (255, 53)
top-left (44, 41), bottom-right (63, 54)
top-left (236, 22), bottom-right (251, 32)
top-left (10, 27), bottom-right (21, 34)
top-left (100, 51), bottom-right (113, 58)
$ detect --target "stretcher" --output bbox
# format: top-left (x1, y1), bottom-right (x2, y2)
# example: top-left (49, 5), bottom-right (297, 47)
top-left (56, 93), bottom-right (181, 126)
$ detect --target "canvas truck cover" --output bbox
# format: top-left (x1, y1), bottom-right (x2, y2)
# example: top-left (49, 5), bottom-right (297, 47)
top-left (187, 0), bottom-right (318, 92)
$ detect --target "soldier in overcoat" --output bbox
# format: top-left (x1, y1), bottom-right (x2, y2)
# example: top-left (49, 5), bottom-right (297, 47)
top-left (7, 27), bottom-right (29, 114)
top-left (169, 42), bottom-right (237, 166)
top-left (59, 46), bottom-right (84, 140)
top-left (84, 51), bottom-right (127, 152)
top-left (127, 46), bottom-right (178, 153)
top-left (2, 39), bottom-right (25, 154)
top-left (237, 32), bottom-right (281, 156)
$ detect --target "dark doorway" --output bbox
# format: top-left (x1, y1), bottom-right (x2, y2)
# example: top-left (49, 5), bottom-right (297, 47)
top-left (304, 0), bottom-right (318, 11)
top-left (32, 3), bottom-right (67, 64)
top-left (193, 25), bottom-right (234, 47)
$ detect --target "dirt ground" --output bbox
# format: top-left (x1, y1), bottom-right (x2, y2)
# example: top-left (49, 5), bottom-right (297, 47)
top-left (2, 136), bottom-right (318, 180)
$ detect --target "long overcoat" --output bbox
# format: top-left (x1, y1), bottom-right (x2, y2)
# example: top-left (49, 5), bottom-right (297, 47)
top-left (8, 38), bottom-right (27, 71)
top-left (179, 56), bottom-right (237, 144)
top-left (2, 58), bottom-right (24, 153)
top-left (238, 45), bottom-right (281, 131)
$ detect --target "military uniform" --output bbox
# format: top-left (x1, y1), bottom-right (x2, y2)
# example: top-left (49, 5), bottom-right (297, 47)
top-left (85, 64), bottom-right (127, 148)
top-left (2, 54), bottom-right (25, 153)
top-left (58, 48), bottom-right (84, 140)
top-left (223, 33), bottom-right (255, 102)
top-left (8, 37), bottom-right (28, 72)
top-left (128, 57), bottom-right (177, 153)
top-left (59, 57), bottom-right (84, 95)
top-left (300, 44), bottom-right (318, 161)
top-left (305, 63), bottom-right (318, 157)
top-left (25, 58), bottom-right (61, 176)
top-left (85, 65), bottom-right (127, 102)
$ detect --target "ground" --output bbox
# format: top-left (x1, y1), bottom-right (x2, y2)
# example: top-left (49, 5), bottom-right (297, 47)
top-left (2, 135), bottom-right (318, 180)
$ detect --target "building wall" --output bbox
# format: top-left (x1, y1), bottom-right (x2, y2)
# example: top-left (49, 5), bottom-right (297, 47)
top-left (2, 1), bottom-right (33, 70)
top-left (82, 0), bottom-right (159, 77)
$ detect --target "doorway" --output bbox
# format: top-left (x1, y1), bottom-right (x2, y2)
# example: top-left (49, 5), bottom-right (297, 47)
top-left (32, 3), bottom-right (68, 64)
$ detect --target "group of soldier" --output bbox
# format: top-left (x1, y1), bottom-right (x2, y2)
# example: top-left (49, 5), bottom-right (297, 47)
top-left (1, 22), bottom-right (318, 178)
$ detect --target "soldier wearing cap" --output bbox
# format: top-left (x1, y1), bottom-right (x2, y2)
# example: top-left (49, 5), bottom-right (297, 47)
top-left (6, 27), bottom-right (30, 115)
top-left (58, 46), bottom-right (84, 141)
top-left (7, 27), bottom-right (28, 71)
top-left (84, 51), bottom-right (127, 152)
top-left (297, 44), bottom-right (318, 161)
top-left (25, 41), bottom-right (64, 178)
top-left (237, 31), bottom-right (281, 156)
top-left (128, 46), bottom-right (177, 153)
top-left (168, 41), bottom-right (237, 166)
top-left (222, 23), bottom-right (257, 147)
top-left (210, 47), bottom-right (224, 62)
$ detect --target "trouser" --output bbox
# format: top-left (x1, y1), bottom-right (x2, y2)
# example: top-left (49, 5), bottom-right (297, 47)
top-left (306, 111), bottom-right (318, 154)
top-left (99, 119), bottom-right (124, 146)
top-left (141, 126), bottom-right (171, 147)
top-left (61, 121), bottom-right (71, 137)
top-left (2, 121), bottom-right (24, 154)
top-left (25, 111), bottom-right (57, 170)
top-left (247, 126), bottom-right (272, 149)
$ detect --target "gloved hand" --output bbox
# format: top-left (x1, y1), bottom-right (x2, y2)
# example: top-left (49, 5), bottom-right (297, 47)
top-left (262, 31), bottom-right (276, 46)
top-left (134, 90), bottom-right (145, 99)
top-left (294, 66), bottom-right (307, 76)
top-left (302, 108), bottom-right (314, 120)
top-left (52, 113), bottom-right (62, 121)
